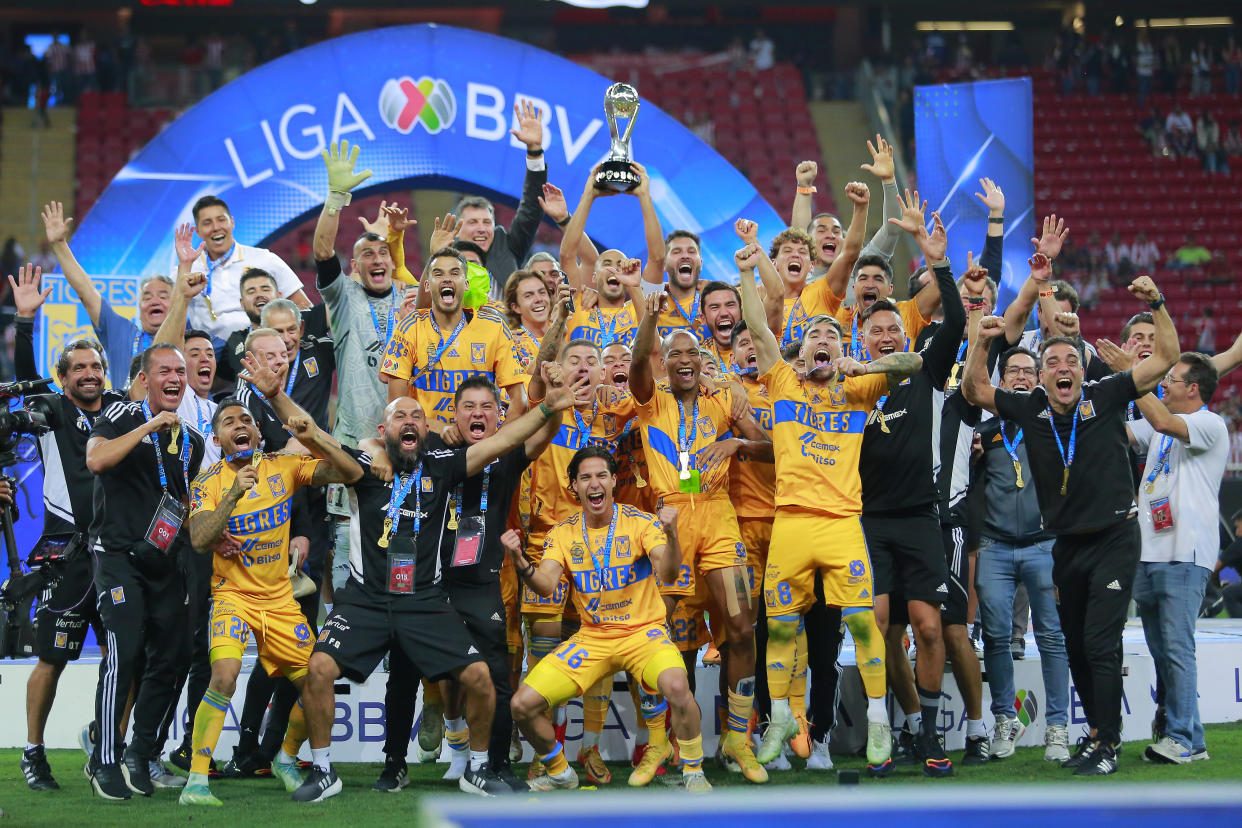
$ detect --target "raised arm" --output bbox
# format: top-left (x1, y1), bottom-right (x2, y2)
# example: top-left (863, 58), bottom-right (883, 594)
top-left (503, 529), bottom-right (565, 597)
top-left (629, 292), bottom-right (664, 404)
top-left (790, 161), bottom-right (817, 231)
top-left (41, 201), bottom-right (103, 327)
top-left (631, 163), bottom-right (666, 287)
top-left (825, 182), bottom-right (871, 299)
top-left (559, 172), bottom-right (600, 293)
top-left (189, 465), bottom-right (257, 553)
top-left (314, 140), bottom-right (372, 264)
top-left (538, 182), bottom-right (597, 273)
top-left (1210, 329), bottom-right (1242, 378)
top-left (962, 316), bottom-right (1007, 414)
top-left (9, 264), bottom-right (52, 382)
top-left (504, 101), bottom-right (549, 260)
top-left (383, 204), bottom-right (418, 287)
top-left (156, 224), bottom-right (206, 347)
top-left (285, 413), bottom-right (364, 485)
top-left (736, 242), bottom-right (783, 376)
top-left (86, 409), bottom-right (180, 474)
top-left (858, 135), bottom-right (901, 260)
top-left (524, 283), bottom-right (572, 403)
top-left (1128, 276), bottom-right (1179, 393)
top-left (735, 219), bottom-right (785, 337)
top-left (466, 362), bottom-right (579, 476)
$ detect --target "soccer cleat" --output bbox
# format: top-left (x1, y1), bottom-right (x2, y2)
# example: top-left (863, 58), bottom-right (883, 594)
top-left (1011, 636), bottom-right (1026, 660)
top-left (21, 745), bottom-right (60, 791)
top-left (528, 765), bottom-right (579, 791)
top-left (789, 713), bottom-right (812, 759)
top-left (90, 760), bottom-right (133, 801)
top-left (417, 702), bottom-right (445, 756)
top-left (79, 721), bottom-right (97, 759)
top-left (756, 709), bottom-right (797, 765)
top-left (990, 716), bottom-right (1016, 759)
top-left (271, 758), bottom-right (305, 792)
top-left (918, 730), bottom-right (954, 778)
top-left (526, 758), bottom-right (544, 780)
top-left (1145, 736), bottom-right (1194, 765)
top-left (496, 763), bottom-right (530, 792)
top-left (701, 644), bottom-right (722, 665)
top-left (962, 735), bottom-right (990, 765)
top-left (806, 734), bottom-right (833, 770)
top-left (149, 759), bottom-right (187, 788)
top-left (460, 762), bottom-right (511, 797)
top-left (167, 744), bottom-right (192, 773)
top-left (682, 770), bottom-right (712, 793)
top-left (628, 740), bottom-right (671, 787)
top-left (292, 765), bottom-right (342, 802)
top-left (722, 732), bottom-right (769, 783)
top-left (579, 745), bottom-right (612, 784)
top-left (1074, 742), bottom-right (1118, 776)
top-left (121, 748), bottom-right (154, 797)
top-left (1044, 724), bottom-right (1071, 762)
top-left (715, 740), bottom-right (739, 772)
top-left (372, 756), bottom-right (409, 792)
top-left (178, 782), bottom-right (222, 806)
top-left (865, 720), bottom-right (894, 777)
top-left (221, 750), bottom-right (267, 778)
top-left (443, 748), bottom-right (468, 781)
top-left (1061, 737), bottom-right (1097, 769)
top-left (630, 744), bottom-right (666, 776)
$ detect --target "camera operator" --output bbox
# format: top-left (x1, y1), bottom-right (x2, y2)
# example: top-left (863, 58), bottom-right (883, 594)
top-left (10, 263), bottom-right (129, 791)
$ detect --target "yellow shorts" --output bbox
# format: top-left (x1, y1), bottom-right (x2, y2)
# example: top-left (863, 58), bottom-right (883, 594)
top-left (209, 591), bottom-right (313, 681)
top-left (500, 557), bottom-right (523, 656)
top-left (667, 600), bottom-right (711, 654)
top-left (519, 532), bottom-right (568, 617)
top-left (523, 622), bottom-right (685, 705)
top-left (764, 508), bottom-right (874, 615)
top-left (656, 495), bottom-right (746, 599)
top-left (738, 516), bottom-right (772, 600)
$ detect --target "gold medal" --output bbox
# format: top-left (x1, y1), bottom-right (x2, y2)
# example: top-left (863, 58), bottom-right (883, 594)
top-left (168, 423), bottom-right (181, 455)
top-left (203, 294), bottom-right (218, 321)
top-left (378, 517), bottom-right (392, 549)
top-left (1060, 467), bottom-right (1069, 496)
top-left (1144, 481), bottom-right (1155, 494)
top-left (634, 469), bottom-right (647, 488)
top-left (1013, 459), bottom-right (1024, 489)
top-left (947, 361), bottom-right (962, 390)
top-left (447, 499), bottom-right (459, 531)
top-left (251, 450), bottom-right (262, 467)
top-left (878, 411), bottom-right (890, 434)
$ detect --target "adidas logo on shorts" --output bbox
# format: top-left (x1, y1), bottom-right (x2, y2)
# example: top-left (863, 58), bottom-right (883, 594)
top-left (468, 645), bottom-right (479, 654)
top-left (936, 583), bottom-right (948, 593)
top-left (490, 612), bottom-right (503, 622)
top-left (1106, 580), bottom-right (1122, 591)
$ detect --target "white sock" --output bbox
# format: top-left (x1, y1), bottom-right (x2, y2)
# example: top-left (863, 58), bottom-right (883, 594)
top-left (967, 718), bottom-right (988, 739)
top-left (772, 697), bottom-right (792, 719)
top-left (311, 747), bottom-right (331, 773)
top-left (277, 748), bottom-right (297, 766)
top-left (582, 731), bottom-right (600, 750)
top-left (469, 749), bottom-right (489, 770)
top-left (446, 716), bottom-right (467, 731)
top-left (26, 742), bottom-right (40, 753)
top-left (907, 711), bottom-right (923, 733)
top-left (867, 696), bottom-right (887, 724)
top-left (187, 771), bottom-right (209, 787)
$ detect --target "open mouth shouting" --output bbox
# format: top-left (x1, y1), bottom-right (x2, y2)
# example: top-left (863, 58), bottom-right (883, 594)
top-left (367, 265), bottom-right (389, 288)
top-left (673, 365), bottom-right (696, 385)
top-left (859, 289), bottom-right (879, 308)
top-left (399, 423), bottom-right (421, 452)
top-left (714, 316), bottom-right (734, 340)
top-left (786, 260), bottom-right (803, 281)
top-left (810, 347), bottom-right (833, 372)
top-left (467, 420), bottom-right (487, 439)
top-left (437, 283), bottom-right (458, 305)
top-left (1137, 348), bottom-right (1152, 361)
top-left (873, 340), bottom-right (898, 357)
top-left (158, 379), bottom-right (183, 406)
top-left (611, 368), bottom-right (629, 386)
top-left (585, 489), bottom-right (607, 509)
top-left (821, 240), bottom-right (838, 261)
top-left (675, 260), bottom-right (695, 282)
top-left (230, 430), bottom-right (253, 452)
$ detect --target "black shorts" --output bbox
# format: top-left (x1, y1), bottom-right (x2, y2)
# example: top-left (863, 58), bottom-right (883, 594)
top-left (939, 524), bottom-right (969, 627)
top-left (444, 579), bottom-right (508, 676)
top-left (33, 551), bottom-right (102, 663)
top-left (315, 591), bottom-right (483, 684)
top-left (861, 509), bottom-right (949, 605)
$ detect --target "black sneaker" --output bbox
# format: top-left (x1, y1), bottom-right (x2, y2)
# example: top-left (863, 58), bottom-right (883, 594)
top-left (21, 745), bottom-right (60, 791)
top-left (893, 729), bottom-right (918, 765)
top-left (121, 748), bottom-right (154, 797)
top-left (372, 756), bottom-right (409, 792)
top-left (1073, 742), bottom-right (1118, 776)
top-left (168, 743), bottom-right (192, 773)
top-left (292, 765), bottom-right (342, 802)
top-left (962, 735), bottom-right (991, 766)
top-left (459, 761), bottom-right (510, 797)
top-left (1061, 736), bottom-right (1097, 769)
top-left (222, 750), bottom-right (269, 779)
top-left (495, 762), bottom-right (530, 793)
top-left (918, 730), bottom-right (954, 778)
top-left (89, 759), bottom-right (132, 801)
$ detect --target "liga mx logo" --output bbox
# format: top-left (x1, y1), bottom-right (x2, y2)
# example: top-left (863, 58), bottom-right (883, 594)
top-left (379, 76), bottom-right (456, 135)
top-left (1013, 688), bottom-right (1039, 728)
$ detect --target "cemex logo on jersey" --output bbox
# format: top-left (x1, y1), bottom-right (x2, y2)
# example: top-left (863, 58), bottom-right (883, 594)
top-left (379, 76), bottom-right (456, 135)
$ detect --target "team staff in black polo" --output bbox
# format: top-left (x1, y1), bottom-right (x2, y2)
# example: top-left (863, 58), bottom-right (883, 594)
top-left (962, 274), bottom-right (1179, 776)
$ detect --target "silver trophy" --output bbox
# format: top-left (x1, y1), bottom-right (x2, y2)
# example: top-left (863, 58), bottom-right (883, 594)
top-left (594, 82), bottom-right (641, 192)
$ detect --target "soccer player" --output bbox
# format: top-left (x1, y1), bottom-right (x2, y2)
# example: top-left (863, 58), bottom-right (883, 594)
top-left (504, 269), bottom-right (554, 369)
top-left (700, 281), bottom-right (743, 375)
top-left (630, 291), bottom-right (771, 783)
top-left (505, 445), bottom-right (712, 794)
top-left (381, 247), bottom-right (527, 428)
top-left (179, 369), bottom-right (363, 806)
top-left (650, 230), bottom-right (708, 339)
top-left (296, 364), bottom-right (579, 800)
top-left (735, 239), bottom-right (922, 776)
top-left (962, 275), bottom-right (1179, 775)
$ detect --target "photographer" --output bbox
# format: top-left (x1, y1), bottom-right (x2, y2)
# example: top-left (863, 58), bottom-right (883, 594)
top-left (9, 263), bottom-right (128, 791)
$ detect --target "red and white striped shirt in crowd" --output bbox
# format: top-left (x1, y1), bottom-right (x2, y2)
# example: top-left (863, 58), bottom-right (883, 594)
top-left (45, 39), bottom-right (69, 73)
top-left (73, 40), bottom-right (96, 75)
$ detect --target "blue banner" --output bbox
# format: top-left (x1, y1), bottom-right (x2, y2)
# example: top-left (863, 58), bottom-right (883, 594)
top-left (914, 78), bottom-right (1034, 309)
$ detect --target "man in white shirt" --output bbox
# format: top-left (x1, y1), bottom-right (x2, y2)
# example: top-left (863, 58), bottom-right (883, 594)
top-left (184, 195), bottom-right (311, 342)
top-left (1130, 232), bottom-right (1160, 271)
top-left (1126, 351), bottom-right (1228, 766)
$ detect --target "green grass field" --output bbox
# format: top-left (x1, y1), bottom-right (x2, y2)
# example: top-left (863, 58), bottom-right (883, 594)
top-left (3, 722), bottom-right (1240, 827)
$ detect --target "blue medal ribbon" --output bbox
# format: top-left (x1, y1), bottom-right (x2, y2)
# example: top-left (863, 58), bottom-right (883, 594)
top-left (132, 327), bottom-right (153, 359)
top-left (222, 449), bottom-right (256, 464)
top-left (676, 396), bottom-right (699, 470)
top-left (387, 467), bottom-right (421, 537)
top-left (1145, 435), bottom-right (1175, 491)
top-left (141, 400), bottom-right (190, 495)
top-left (411, 314), bottom-right (468, 381)
top-left (1046, 401), bottom-right (1078, 495)
top-left (284, 349), bottom-right (301, 397)
top-left (668, 291), bottom-right (701, 335)
top-left (369, 300), bottom-right (396, 346)
top-left (203, 242), bottom-right (236, 299)
top-left (583, 504), bottom-right (618, 582)
top-left (593, 308), bottom-right (620, 347)
top-left (999, 420), bottom-right (1024, 462)
top-left (572, 397), bottom-right (599, 450)
top-left (194, 396), bottom-right (212, 437)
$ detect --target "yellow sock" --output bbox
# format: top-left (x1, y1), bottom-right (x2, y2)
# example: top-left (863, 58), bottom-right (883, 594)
top-left (628, 679), bottom-right (648, 734)
top-left (446, 728), bottom-right (470, 751)
top-left (765, 614), bottom-right (799, 699)
top-left (280, 699), bottom-right (309, 759)
top-left (679, 734), bottom-right (704, 771)
top-left (542, 743), bottom-right (569, 775)
top-left (845, 609), bottom-right (887, 698)
top-left (790, 617), bottom-right (808, 718)
top-left (726, 685), bottom-right (754, 736)
top-left (582, 675), bottom-right (610, 736)
top-left (717, 699), bottom-right (729, 736)
top-left (190, 689), bottom-right (230, 775)
top-left (422, 678), bottom-right (443, 709)
top-left (639, 693), bottom-right (668, 748)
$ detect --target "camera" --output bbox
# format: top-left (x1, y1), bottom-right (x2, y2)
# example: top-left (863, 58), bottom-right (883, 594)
top-left (0, 377), bottom-right (54, 447)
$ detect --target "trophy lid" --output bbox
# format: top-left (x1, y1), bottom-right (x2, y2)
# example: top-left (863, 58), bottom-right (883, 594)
top-left (604, 82), bottom-right (639, 117)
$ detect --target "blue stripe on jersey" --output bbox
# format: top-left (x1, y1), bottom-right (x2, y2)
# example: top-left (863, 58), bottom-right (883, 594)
top-left (569, 556), bottom-right (653, 594)
top-left (227, 499), bottom-right (293, 535)
top-left (643, 425), bottom-right (686, 471)
top-left (773, 400), bottom-right (866, 433)
top-left (550, 424), bottom-right (618, 452)
top-left (412, 368), bottom-right (496, 393)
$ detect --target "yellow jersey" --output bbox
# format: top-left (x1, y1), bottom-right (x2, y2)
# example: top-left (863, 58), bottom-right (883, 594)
top-left (189, 452), bottom-right (320, 608)
top-left (635, 384), bottom-right (736, 500)
top-left (543, 505), bottom-right (668, 632)
top-left (566, 303), bottom-right (639, 348)
top-left (614, 419), bottom-right (654, 512)
top-left (510, 324), bottom-right (540, 372)
top-left (761, 360), bottom-right (887, 517)
top-left (730, 375), bottom-right (776, 519)
top-left (655, 290), bottom-right (708, 342)
top-left (529, 386), bottom-right (636, 538)
top-left (380, 307), bottom-right (526, 425)
top-left (701, 336), bottom-right (735, 377)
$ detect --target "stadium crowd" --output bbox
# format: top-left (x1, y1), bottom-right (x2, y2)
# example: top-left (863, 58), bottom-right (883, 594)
top-left (7, 97), bottom-right (1234, 804)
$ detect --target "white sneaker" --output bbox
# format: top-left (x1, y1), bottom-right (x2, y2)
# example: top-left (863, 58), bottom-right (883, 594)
top-left (1145, 736), bottom-right (1193, 765)
top-left (442, 748), bottom-right (468, 780)
top-left (806, 735), bottom-right (833, 770)
top-left (1044, 723), bottom-right (1070, 762)
top-left (763, 745), bottom-right (791, 771)
top-left (990, 716), bottom-right (1016, 759)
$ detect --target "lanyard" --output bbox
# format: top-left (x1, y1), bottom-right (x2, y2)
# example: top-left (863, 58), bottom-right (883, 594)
top-left (1145, 434), bottom-right (1175, 491)
top-left (593, 308), bottom-right (620, 347)
top-left (850, 313), bottom-right (864, 359)
top-left (999, 420), bottom-right (1024, 460)
top-left (583, 504), bottom-right (618, 580)
top-left (668, 290), bottom-right (700, 332)
top-left (412, 314), bottom-right (467, 380)
top-left (572, 397), bottom-right (600, 450)
top-left (1128, 384), bottom-right (1164, 420)
top-left (194, 395), bottom-right (212, 436)
top-left (517, 325), bottom-right (540, 365)
top-left (781, 297), bottom-right (805, 348)
top-left (222, 449), bottom-right (255, 463)
top-left (369, 299), bottom-right (396, 345)
top-left (141, 400), bottom-right (190, 495)
top-left (676, 396), bottom-right (699, 455)
top-left (284, 349), bottom-right (301, 397)
top-left (203, 242), bottom-right (236, 297)
top-left (132, 327), bottom-right (153, 359)
top-left (451, 462), bottom-right (492, 531)
top-left (1046, 401), bottom-right (1078, 496)
top-left (387, 467), bottom-right (421, 536)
